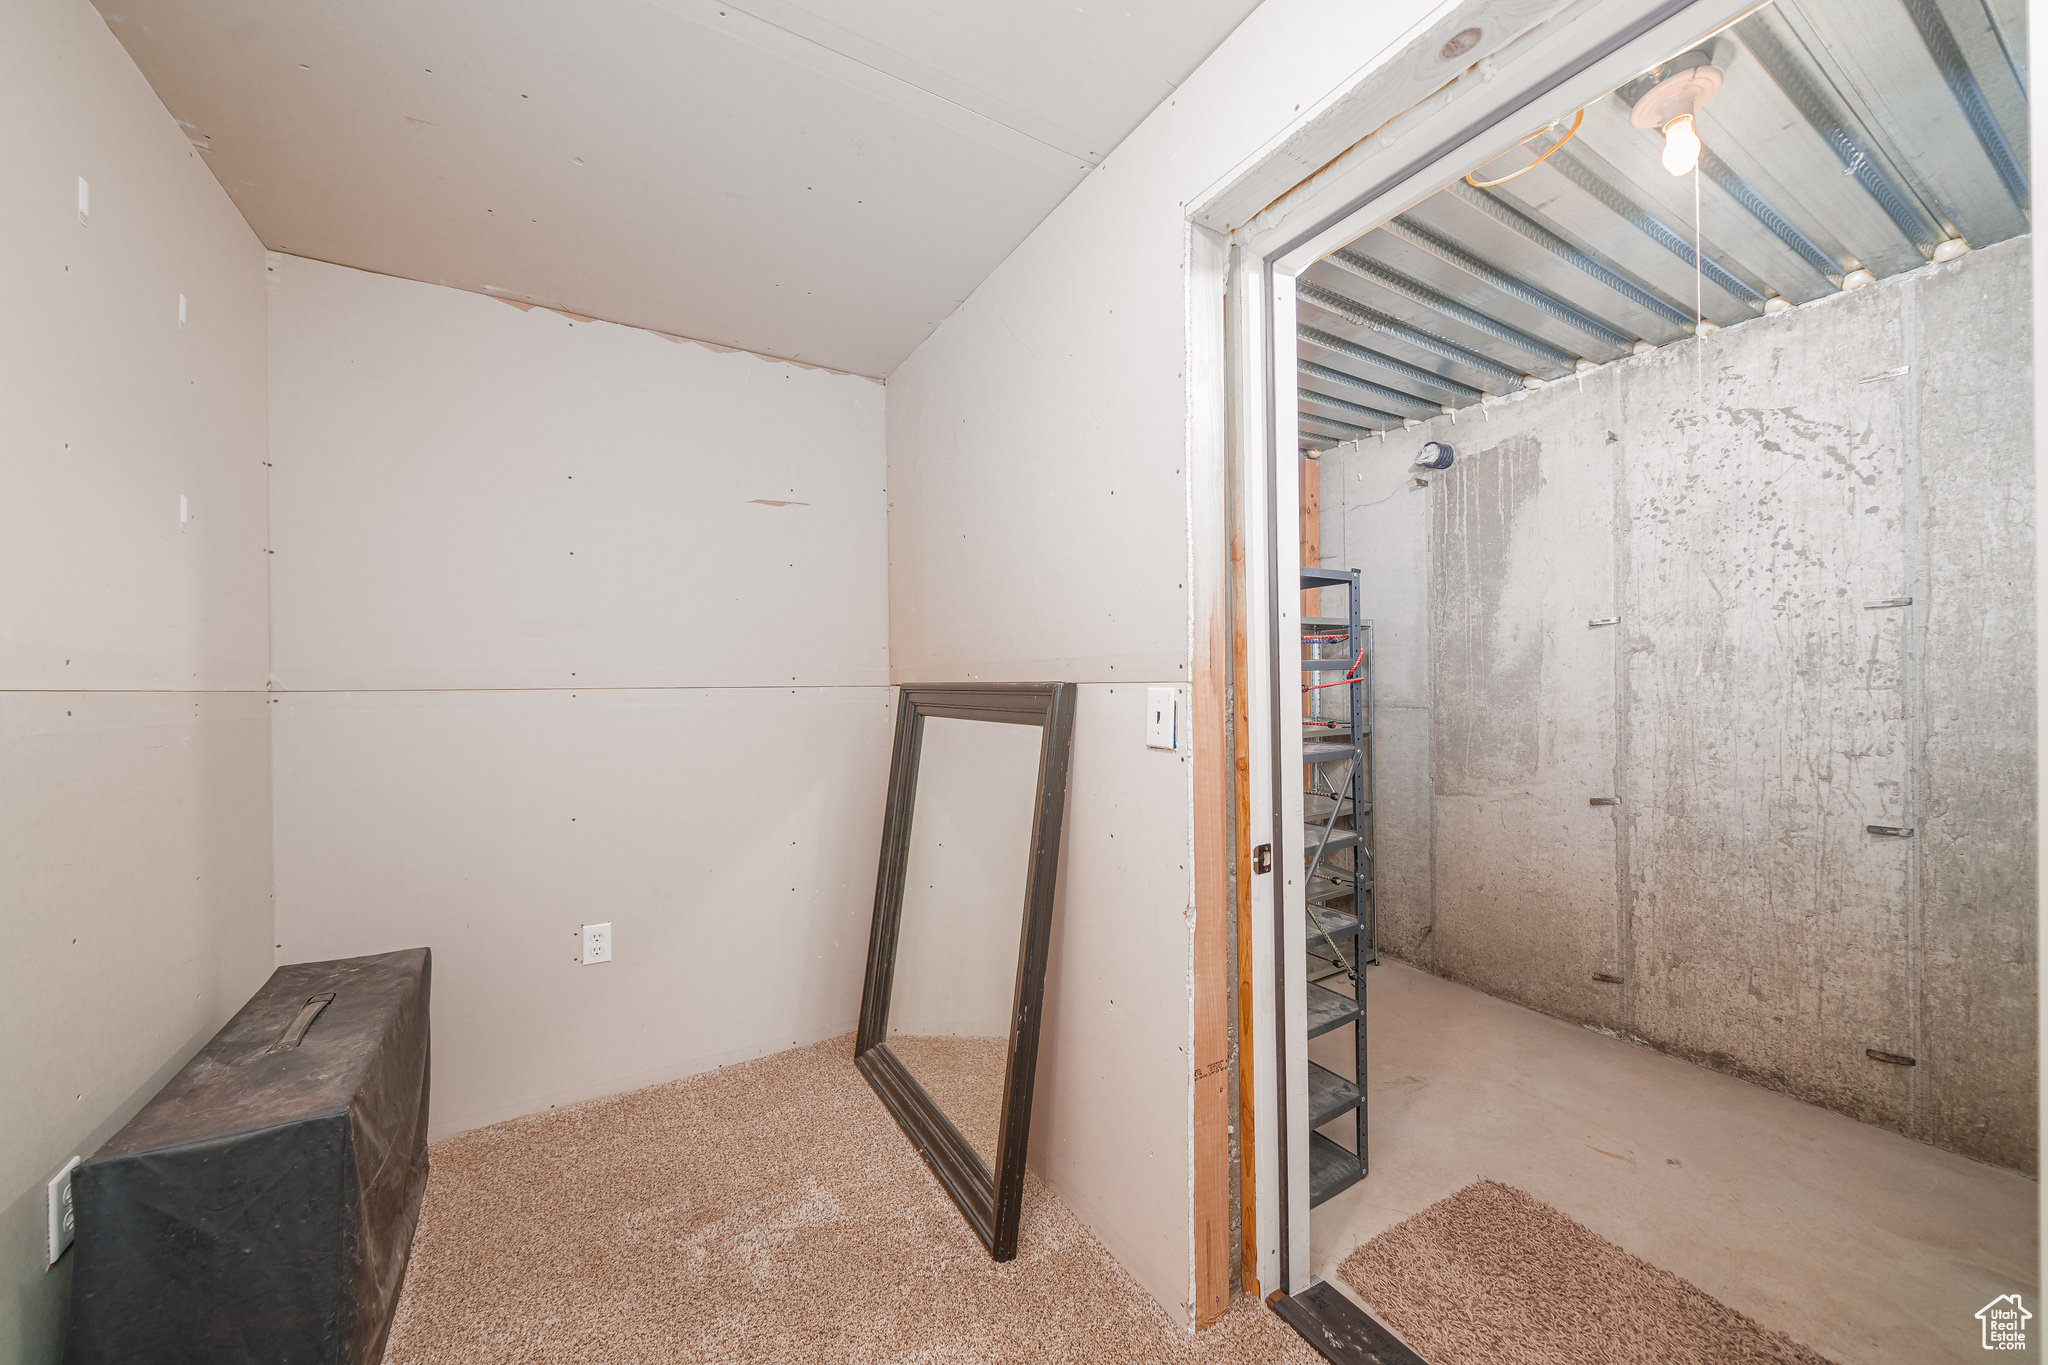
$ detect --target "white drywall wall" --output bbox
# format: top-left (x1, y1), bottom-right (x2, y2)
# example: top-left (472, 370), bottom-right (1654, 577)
top-left (266, 255), bottom-right (893, 1136)
top-left (272, 686), bottom-right (893, 1134)
top-left (888, 716), bottom-right (1041, 1037)
top-left (5, 25), bottom-right (269, 689)
top-left (0, 2), bottom-right (272, 1360)
top-left (267, 257), bottom-right (887, 690)
top-left (883, 0), bottom-right (1445, 1324)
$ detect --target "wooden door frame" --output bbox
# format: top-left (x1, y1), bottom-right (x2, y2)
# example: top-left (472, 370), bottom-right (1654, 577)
top-left (1184, 0), bottom-right (1767, 1307)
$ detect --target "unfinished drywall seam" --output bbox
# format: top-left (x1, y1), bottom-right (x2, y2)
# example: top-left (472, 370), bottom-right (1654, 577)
top-left (1613, 364), bottom-right (1637, 1036)
top-left (279, 253), bottom-right (889, 384)
top-left (265, 305), bottom-right (279, 698)
top-left (1900, 276), bottom-right (1928, 1139)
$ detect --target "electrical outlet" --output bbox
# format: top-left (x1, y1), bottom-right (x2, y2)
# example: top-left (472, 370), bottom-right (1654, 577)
top-left (1146, 687), bottom-right (1178, 750)
top-left (47, 1156), bottom-right (81, 1265)
top-left (581, 922), bottom-right (612, 965)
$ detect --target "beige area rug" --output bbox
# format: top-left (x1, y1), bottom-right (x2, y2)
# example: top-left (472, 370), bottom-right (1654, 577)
top-left (886, 1034), bottom-right (1007, 1168)
top-left (385, 1034), bottom-right (1317, 1364)
top-left (1339, 1181), bottom-right (1832, 1365)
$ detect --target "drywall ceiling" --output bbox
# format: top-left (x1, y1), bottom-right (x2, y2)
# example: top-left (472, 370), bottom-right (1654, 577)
top-left (93, 0), bottom-right (1263, 377)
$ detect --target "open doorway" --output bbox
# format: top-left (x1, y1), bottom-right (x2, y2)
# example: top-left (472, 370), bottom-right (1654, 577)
top-left (1209, 0), bottom-right (2035, 1357)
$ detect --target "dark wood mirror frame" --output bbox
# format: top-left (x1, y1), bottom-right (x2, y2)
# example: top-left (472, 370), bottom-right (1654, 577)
top-left (854, 682), bottom-right (1076, 1262)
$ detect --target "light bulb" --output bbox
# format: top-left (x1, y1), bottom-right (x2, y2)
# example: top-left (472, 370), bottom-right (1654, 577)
top-left (1661, 114), bottom-right (1701, 176)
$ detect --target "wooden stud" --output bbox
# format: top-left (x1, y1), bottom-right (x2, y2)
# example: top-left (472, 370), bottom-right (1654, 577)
top-left (1300, 454), bottom-right (1321, 627)
top-left (1189, 230), bottom-right (1234, 1328)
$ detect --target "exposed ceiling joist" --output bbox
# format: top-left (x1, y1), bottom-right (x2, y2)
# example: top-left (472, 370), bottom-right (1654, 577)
top-left (1297, 0), bottom-right (2030, 447)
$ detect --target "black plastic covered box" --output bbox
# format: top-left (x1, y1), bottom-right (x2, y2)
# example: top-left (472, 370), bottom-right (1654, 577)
top-left (66, 948), bottom-right (432, 1365)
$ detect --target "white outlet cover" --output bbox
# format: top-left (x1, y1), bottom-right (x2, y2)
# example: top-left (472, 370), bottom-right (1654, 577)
top-left (47, 1156), bottom-right (81, 1265)
top-left (1145, 687), bottom-right (1178, 750)
top-left (581, 922), bottom-right (612, 965)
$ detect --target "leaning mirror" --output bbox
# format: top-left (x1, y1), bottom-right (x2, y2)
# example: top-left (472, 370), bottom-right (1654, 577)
top-left (855, 683), bottom-right (1075, 1261)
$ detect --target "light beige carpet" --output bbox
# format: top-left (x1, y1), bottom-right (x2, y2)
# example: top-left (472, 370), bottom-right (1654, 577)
top-left (1338, 1181), bottom-right (1832, 1365)
top-left (886, 1033), bottom-right (1007, 1169)
top-left (385, 1034), bottom-right (1317, 1364)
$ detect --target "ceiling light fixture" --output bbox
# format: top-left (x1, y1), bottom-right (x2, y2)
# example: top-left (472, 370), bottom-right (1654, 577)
top-left (1660, 114), bottom-right (1702, 176)
top-left (1628, 54), bottom-right (1724, 177)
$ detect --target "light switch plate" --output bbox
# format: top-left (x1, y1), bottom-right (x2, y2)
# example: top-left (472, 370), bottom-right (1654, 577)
top-left (47, 1156), bottom-right (81, 1265)
top-left (581, 922), bottom-right (612, 965)
top-left (1145, 687), bottom-right (1178, 750)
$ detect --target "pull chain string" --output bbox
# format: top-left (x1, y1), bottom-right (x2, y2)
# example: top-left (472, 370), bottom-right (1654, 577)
top-left (1694, 159), bottom-right (1704, 402)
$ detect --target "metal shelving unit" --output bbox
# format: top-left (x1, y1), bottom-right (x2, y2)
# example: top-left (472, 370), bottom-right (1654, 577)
top-left (1299, 566), bottom-right (1373, 1207)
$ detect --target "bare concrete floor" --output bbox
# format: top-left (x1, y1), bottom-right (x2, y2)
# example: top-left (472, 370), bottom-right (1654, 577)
top-left (1307, 961), bottom-right (2038, 1365)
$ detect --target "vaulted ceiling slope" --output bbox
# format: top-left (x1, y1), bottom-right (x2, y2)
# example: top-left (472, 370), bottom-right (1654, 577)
top-left (95, 0), bottom-right (1263, 377)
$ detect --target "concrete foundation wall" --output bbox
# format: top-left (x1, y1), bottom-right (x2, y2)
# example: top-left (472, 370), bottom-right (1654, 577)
top-left (1319, 237), bottom-right (2036, 1172)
